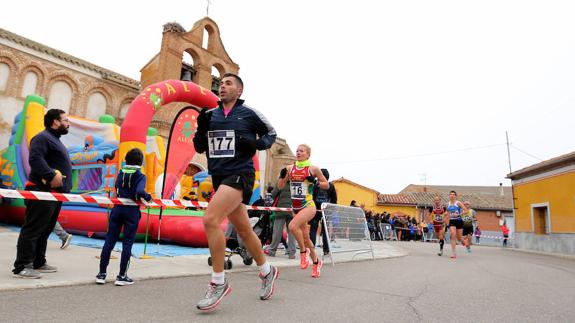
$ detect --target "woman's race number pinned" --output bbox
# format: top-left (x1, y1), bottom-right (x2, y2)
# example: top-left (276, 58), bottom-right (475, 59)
top-left (290, 182), bottom-right (307, 199)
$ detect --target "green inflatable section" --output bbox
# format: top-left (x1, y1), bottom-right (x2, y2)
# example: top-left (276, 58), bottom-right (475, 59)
top-left (98, 114), bottom-right (116, 124)
top-left (147, 127), bottom-right (158, 136)
top-left (146, 208), bottom-right (205, 217)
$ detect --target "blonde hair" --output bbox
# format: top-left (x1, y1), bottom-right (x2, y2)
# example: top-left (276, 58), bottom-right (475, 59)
top-left (298, 144), bottom-right (311, 156)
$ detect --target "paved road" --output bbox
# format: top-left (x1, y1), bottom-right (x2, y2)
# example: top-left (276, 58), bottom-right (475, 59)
top-left (1, 242), bottom-right (574, 323)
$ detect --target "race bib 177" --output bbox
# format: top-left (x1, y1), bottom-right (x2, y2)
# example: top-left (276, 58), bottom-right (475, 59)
top-left (208, 130), bottom-right (235, 158)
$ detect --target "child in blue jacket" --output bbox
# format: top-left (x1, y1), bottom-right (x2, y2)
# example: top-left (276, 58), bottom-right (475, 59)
top-left (96, 148), bottom-right (152, 286)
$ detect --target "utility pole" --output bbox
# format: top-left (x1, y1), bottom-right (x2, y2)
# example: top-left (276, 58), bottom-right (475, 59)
top-left (506, 131), bottom-right (517, 248)
top-left (506, 131), bottom-right (512, 173)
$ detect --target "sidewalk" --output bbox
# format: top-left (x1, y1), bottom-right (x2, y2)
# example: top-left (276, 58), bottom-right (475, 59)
top-left (0, 227), bottom-right (406, 291)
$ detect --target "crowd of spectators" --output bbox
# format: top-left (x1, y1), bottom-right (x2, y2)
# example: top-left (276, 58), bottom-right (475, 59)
top-left (364, 210), bottom-right (426, 241)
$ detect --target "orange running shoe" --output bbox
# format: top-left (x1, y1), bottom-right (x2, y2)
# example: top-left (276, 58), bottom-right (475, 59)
top-left (300, 248), bottom-right (310, 269)
top-left (311, 259), bottom-right (323, 278)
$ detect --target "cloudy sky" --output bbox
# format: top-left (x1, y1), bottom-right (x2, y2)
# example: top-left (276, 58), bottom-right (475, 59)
top-left (2, 0), bottom-right (574, 192)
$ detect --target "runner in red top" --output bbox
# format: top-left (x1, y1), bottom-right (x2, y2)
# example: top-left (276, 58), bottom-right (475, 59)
top-left (278, 144), bottom-right (328, 278)
top-left (431, 196), bottom-right (447, 256)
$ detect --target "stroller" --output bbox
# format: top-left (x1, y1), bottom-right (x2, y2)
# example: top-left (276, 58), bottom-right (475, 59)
top-left (207, 198), bottom-right (272, 269)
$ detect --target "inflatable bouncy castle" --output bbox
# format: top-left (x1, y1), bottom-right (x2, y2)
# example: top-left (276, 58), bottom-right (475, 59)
top-left (0, 80), bottom-right (263, 247)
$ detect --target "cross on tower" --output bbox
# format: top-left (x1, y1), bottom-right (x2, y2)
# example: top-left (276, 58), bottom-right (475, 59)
top-left (206, 0), bottom-right (212, 16)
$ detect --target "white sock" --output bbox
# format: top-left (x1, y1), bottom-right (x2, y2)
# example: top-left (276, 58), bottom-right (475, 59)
top-left (259, 262), bottom-right (271, 276)
top-left (211, 271), bottom-right (225, 285)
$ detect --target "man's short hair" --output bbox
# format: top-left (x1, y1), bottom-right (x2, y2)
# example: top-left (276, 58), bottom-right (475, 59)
top-left (125, 148), bottom-right (144, 166)
top-left (449, 190), bottom-right (457, 195)
top-left (320, 168), bottom-right (329, 181)
top-left (44, 109), bottom-right (66, 128)
top-left (222, 73), bottom-right (244, 88)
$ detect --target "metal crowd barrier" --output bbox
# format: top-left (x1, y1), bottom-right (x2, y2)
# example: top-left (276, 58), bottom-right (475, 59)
top-left (321, 203), bottom-right (375, 266)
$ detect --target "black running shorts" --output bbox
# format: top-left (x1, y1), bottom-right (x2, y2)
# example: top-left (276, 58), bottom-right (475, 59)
top-left (212, 173), bottom-right (255, 205)
top-left (462, 226), bottom-right (473, 236)
top-left (449, 218), bottom-right (463, 229)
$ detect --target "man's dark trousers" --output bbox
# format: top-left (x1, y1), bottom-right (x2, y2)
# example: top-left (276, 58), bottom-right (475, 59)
top-left (99, 207), bottom-right (140, 276)
top-left (13, 189), bottom-right (62, 273)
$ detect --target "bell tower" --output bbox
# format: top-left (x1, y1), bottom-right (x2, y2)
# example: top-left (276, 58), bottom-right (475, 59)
top-left (140, 17), bottom-right (239, 137)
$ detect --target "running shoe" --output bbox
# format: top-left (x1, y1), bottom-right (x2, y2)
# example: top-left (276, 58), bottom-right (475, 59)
top-left (196, 279), bottom-right (231, 310)
top-left (300, 248), bottom-right (310, 269)
top-left (114, 275), bottom-right (134, 286)
top-left (35, 263), bottom-right (57, 273)
top-left (437, 250), bottom-right (443, 256)
top-left (259, 265), bottom-right (279, 300)
top-left (13, 268), bottom-right (42, 279)
top-left (61, 234), bottom-right (72, 249)
top-left (450, 255), bottom-right (456, 259)
top-left (95, 272), bottom-right (106, 284)
top-left (311, 259), bottom-right (323, 278)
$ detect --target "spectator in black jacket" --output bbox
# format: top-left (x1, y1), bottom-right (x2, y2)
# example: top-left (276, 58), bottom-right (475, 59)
top-left (310, 168), bottom-right (337, 255)
top-left (13, 109), bottom-right (72, 279)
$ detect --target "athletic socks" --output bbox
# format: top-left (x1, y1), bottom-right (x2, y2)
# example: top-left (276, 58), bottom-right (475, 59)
top-left (439, 240), bottom-right (444, 251)
top-left (211, 271), bottom-right (225, 285)
top-left (259, 262), bottom-right (271, 277)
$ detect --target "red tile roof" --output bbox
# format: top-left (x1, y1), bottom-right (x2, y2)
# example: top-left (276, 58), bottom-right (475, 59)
top-left (378, 188), bottom-right (512, 211)
top-left (378, 194), bottom-right (415, 205)
top-left (507, 150), bottom-right (575, 180)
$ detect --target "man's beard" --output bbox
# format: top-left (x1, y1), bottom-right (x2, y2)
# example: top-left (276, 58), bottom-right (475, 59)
top-left (58, 124), bottom-right (69, 135)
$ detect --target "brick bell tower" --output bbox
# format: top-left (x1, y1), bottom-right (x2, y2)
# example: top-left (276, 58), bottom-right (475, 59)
top-left (139, 17), bottom-right (295, 191)
top-left (140, 17), bottom-right (239, 138)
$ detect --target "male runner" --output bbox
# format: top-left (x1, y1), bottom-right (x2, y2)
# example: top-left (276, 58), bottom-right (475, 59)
top-left (461, 201), bottom-right (474, 252)
top-left (193, 73), bottom-right (278, 310)
top-left (446, 191), bottom-right (468, 259)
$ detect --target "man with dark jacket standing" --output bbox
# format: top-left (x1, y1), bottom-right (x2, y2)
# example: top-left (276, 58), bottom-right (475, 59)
top-left (310, 168), bottom-right (337, 255)
top-left (13, 109), bottom-right (72, 279)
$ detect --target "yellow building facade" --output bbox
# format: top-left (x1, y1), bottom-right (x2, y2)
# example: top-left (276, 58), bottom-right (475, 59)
top-left (508, 151), bottom-right (575, 255)
top-left (332, 178), bottom-right (417, 216)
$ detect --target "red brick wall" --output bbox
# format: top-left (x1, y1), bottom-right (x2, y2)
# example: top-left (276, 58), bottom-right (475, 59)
top-left (476, 210), bottom-right (500, 231)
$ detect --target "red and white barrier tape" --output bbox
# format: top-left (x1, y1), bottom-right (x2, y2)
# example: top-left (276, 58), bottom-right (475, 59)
top-left (0, 188), bottom-right (293, 212)
top-left (473, 234), bottom-right (512, 240)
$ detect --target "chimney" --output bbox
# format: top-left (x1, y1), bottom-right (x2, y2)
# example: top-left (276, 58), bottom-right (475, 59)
top-left (499, 183), bottom-right (504, 196)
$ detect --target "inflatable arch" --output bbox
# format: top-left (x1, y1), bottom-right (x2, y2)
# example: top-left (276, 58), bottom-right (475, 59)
top-left (120, 80), bottom-right (219, 163)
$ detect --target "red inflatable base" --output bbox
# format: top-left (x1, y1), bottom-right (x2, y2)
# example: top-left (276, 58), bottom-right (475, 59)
top-left (0, 205), bottom-right (226, 247)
